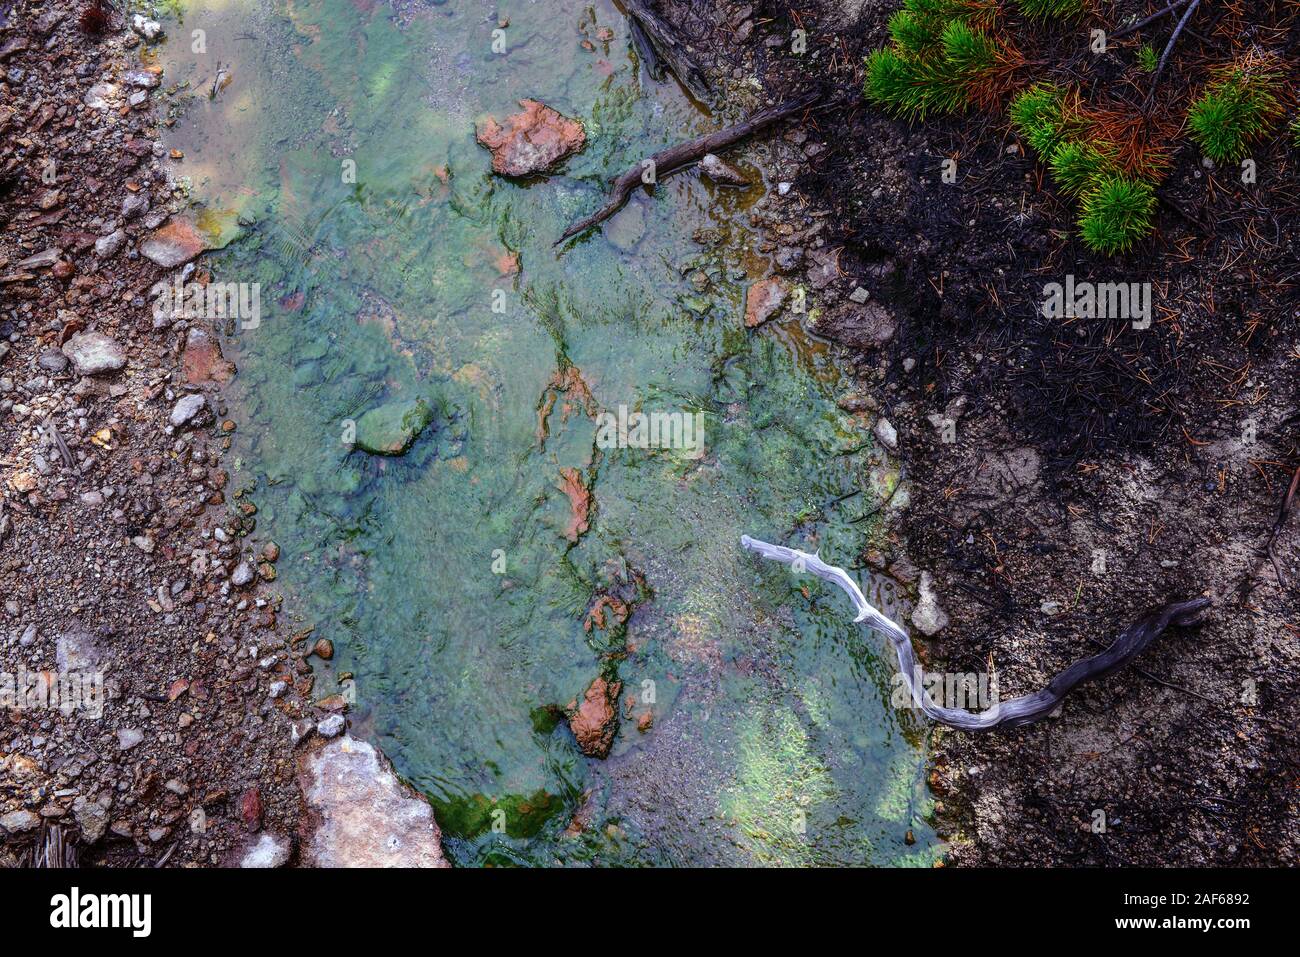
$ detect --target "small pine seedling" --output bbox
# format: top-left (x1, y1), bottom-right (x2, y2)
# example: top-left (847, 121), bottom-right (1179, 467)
top-left (1049, 141), bottom-right (1117, 197)
top-left (1017, 0), bottom-right (1087, 19)
top-left (1187, 53), bottom-right (1283, 164)
top-left (1137, 44), bottom-right (1157, 73)
top-left (1078, 176), bottom-right (1156, 255)
top-left (1010, 83), bottom-right (1070, 157)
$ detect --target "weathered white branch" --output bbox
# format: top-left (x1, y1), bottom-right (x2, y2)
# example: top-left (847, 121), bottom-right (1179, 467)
top-left (740, 535), bottom-right (1210, 730)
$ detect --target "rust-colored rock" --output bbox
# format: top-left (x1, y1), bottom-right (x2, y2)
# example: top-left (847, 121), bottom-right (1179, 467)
top-left (744, 277), bottom-right (787, 328)
top-left (182, 327), bottom-right (235, 384)
top-left (557, 467), bottom-right (591, 542)
top-left (475, 99), bottom-right (586, 177)
top-left (140, 217), bottom-right (208, 268)
top-left (567, 675), bottom-right (622, 758)
top-left (238, 787), bottom-right (263, 831)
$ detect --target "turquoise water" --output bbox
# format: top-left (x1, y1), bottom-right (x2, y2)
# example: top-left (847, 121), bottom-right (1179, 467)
top-left (158, 0), bottom-right (939, 866)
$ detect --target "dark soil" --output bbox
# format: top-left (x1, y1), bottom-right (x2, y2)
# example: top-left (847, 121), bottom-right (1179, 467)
top-left (706, 0), bottom-right (1299, 864)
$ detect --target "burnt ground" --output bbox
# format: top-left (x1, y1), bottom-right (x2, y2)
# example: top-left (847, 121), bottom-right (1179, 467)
top-left (665, 0), bottom-right (1300, 863)
top-left (0, 3), bottom-right (334, 866)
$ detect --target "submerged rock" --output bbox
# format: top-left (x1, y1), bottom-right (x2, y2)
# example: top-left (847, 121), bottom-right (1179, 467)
top-left (354, 397), bottom-right (434, 455)
top-left (567, 675), bottom-right (622, 758)
top-left (475, 99), bottom-right (586, 177)
top-left (744, 277), bottom-right (786, 328)
top-left (181, 327), bottom-right (235, 384)
top-left (700, 153), bottom-right (748, 187)
top-left (297, 736), bottom-right (449, 867)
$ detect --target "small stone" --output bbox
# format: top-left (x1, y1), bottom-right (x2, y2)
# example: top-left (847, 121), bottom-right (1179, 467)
top-left (231, 562), bottom-right (256, 588)
top-left (700, 153), bottom-right (748, 187)
top-left (139, 218), bottom-right (207, 268)
top-left (268, 680), bottom-right (287, 699)
top-left (117, 728), bottom-right (144, 750)
top-left (121, 193), bottom-right (150, 219)
top-left (37, 349), bottom-right (69, 373)
top-left (123, 69), bottom-right (161, 89)
top-left (238, 787), bottom-right (263, 831)
top-left (911, 572), bottom-right (949, 637)
top-left (11, 472), bottom-right (39, 493)
top-left (873, 417), bottom-right (898, 451)
top-left (354, 397), bottom-right (434, 456)
top-left (848, 286), bottom-right (870, 304)
top-left (238, 831), bottom-right (291, 868)
top-left (743, 277), bottom-right (787, 328)
top-left (0, 809), bottom-right (40, 834)
top-left (317, 714), bottom-right (346, 738)
top-left (72, 795), bottom-right (110, 843)
top-left (170, 393), bottom-right (207, 428)
top-left (15, 248), bottom-right (62, 269)
top-left (94, 229), bottom-right (126, 258)
top-left (475, 99), bottom-right (586, 177)
top-left (1040, 600), bottom-right (1063, 616)
top-left (62, 328), bottom-right (126, 374)
top-left (132, 535), bottom-right (155, 553)
top-left (131, 14), bottom-right (164, 41)
top-left (261, 541), bottom-right (280, 562)
top-left (83, 82), bottom-right (117, 110)
top-left (312, 638), bottom-right (334, 660)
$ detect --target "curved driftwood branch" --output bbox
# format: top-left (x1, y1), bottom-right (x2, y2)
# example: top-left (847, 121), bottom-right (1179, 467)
top-left (556, 92), bottom-right (820, 246)
top-left (741, 535), bottom-right (1210, 730)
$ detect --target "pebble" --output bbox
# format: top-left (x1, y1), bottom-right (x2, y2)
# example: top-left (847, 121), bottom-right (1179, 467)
top-left (117, 728), bottom-right (144, 750)
top-left (71, 337), bottom-right (127, 375)
top-left (131, 14), bottom-right (164, 41)
top-left (170, 393), bottom-right (207, 428)
top-left (873, 417), bottom-right (898, 450)
top-left (231, 562), bottom-right (256, 588)
top-left (317, 714), bottom-right (346, 738)
top-left (0, 809), bottom-right (40, 834)
top-left (94, 228), bottom-right (126, 258)
top-left (37, 349), bottom-right (69, 372)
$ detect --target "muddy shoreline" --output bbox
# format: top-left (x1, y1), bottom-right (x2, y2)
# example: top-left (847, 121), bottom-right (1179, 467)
top-left (0, 3), bottom-right (449, 867)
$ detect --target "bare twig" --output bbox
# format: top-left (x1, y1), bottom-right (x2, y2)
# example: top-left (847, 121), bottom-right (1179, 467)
top-left (1112, 0), bottom-right (1191, 39)
top-left (1264, 466), bottom-right (1300, 588)
top-left (1145, 0), bottom-right (1203, 111)
top-left (556, 92), bottom-right (820, 245)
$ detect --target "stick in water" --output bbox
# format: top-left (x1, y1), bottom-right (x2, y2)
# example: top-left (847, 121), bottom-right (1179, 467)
top-left (555, 93), bottom-right (820, 246)
top-left (740, 535), bottom-right (1210, 730)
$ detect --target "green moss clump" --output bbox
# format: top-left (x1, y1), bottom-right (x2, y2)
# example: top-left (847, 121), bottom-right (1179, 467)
top-left (1078, 176), bottom-right (1157, 256)
top-left (1187, 55), bottom-right (1283, 163)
